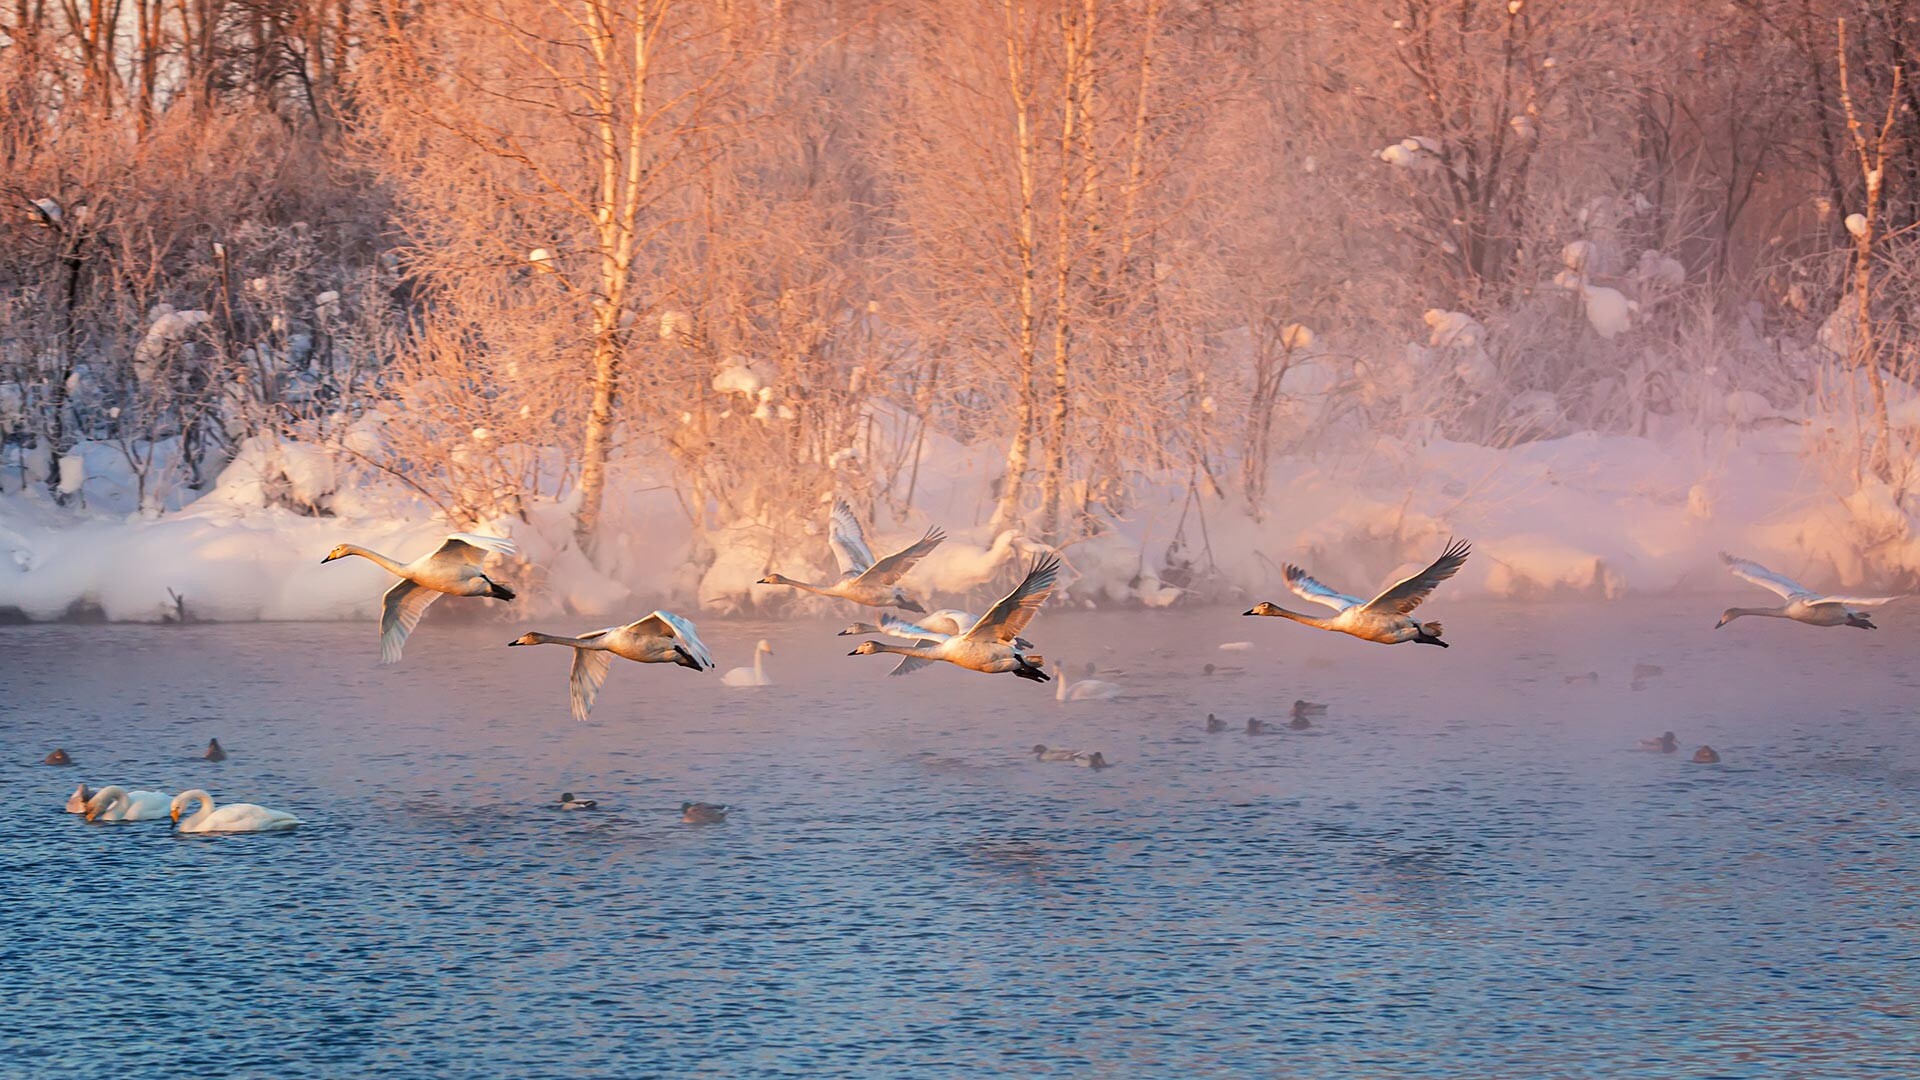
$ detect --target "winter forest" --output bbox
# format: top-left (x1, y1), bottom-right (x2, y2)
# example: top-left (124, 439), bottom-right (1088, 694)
top-left (5, 0), bottom-right (1920, 620)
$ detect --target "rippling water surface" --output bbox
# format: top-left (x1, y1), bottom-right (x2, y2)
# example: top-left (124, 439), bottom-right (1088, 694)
top-left (4, 602), bottom-right (1918, 1076)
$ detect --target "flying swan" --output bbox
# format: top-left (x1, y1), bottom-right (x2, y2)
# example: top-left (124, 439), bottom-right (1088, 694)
top-left (848, 554), bottom-right (1060, 681)
top-left (509, 610), bottom-right (714, 721)
top-left (1245, 539), bottom-right (1471, 647)
top-left (759, 499), bottom-right (943, 611)
top-left (323, 532), bottom-right (518, 663)
top-left (1715, 553), bottom-right (1904, 630)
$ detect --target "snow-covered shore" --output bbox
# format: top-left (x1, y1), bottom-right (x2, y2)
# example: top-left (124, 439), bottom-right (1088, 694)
top-left (3, 420), bottom-right (1910, 624)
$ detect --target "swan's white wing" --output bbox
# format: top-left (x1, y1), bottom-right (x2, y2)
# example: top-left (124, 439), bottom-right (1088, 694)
top-left (381, 579), bottom-right (441, 664)
top-left (829, 500), bottom-right (875, 577)
top-left (1819, 593), bottom-right (1906, 607)
top-left (1282, 564), bottom-right (1364, 612)
top-left (438, 533), bottom-right (515, 563)
top-left (925, 610), bottom-right (973, 636)
top-left (1721, 553), bottom-right (1813, 600)
top-left (881, 614), bottom-right (950, 641)
top-left (629, 609), bottom-right (714, 669)
top-left (569, 647), bottom-right (615, 722)
top-left (962, 553), bottom-right (1060, 644)
top-left (854, 526), bottom-right (947, 586)
top-left (888, 641), bottom-right (944, 676)
top-left (1362, 538), bottom-right (1472, 615)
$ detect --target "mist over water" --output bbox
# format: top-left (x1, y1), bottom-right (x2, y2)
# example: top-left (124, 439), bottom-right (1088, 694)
top-left (4, 604), bottom-right (1917, 1075)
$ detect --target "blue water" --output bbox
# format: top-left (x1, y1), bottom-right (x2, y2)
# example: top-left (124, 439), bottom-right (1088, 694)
top-left (3, 603), bottom-right (1917, 1076)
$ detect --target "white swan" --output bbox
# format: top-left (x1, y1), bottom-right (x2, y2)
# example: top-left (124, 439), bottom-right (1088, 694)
top-left (323, 532), bottom-right (517, 663)
top-left (1715, 553), bottom-right (1904, 629)
top-left (1245, 539), bottom-right (1471, 646)
top-left (1055, 661), bottom-right (1122, 702)
top-left (847, 554), bottom-right (1059, 681)
top-left (721, 639), bottom-right (774, 687)
top-left (758, 499), bottom-right (943, 610)
top-left (171, 790), bottom-right (301, 833)
top-left (83, 786), bottom-right (173, 822)
top-left (509, 610), bottom-right (714, 721)
top-left (838, 610), bottom-right (1036, 651)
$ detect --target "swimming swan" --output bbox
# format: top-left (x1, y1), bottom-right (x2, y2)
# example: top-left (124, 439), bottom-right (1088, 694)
top-left (1245, 539), bottom-right (1471, 647)
top-left (758, 499), bottom-right (943, 611)
top-left (510, 610), bottom-right (714, 721)
top-left (1055, 662), bottom-right (1122, 702)
top-left (84, 786), bottom-right (173, 822)
top-left (681, 802), bottom-right (729, 824)
top-left (170, 790), bottom-right (301, 833)
top-left (848, 554), bottom-right (1059, 681)
top-left (1714, 553), bottom-right (1904, 629)
top-left (323, 532), bottom-right (517, 663)
top-left (721, 639), bottom-right (774, 688)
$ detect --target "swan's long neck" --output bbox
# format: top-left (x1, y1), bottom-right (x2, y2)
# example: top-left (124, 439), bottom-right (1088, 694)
top-left (872, 642), bottom-right (941, 660)
top-left (1264, 606), bottom-right (1336, 630)
top-left (1723, 606), bottom-right (1786, 623)
top-left (754, 648), bottom-right (767, 678)
top-left (87, 785), bottom-right (127, 816)
top-left (1055, 665), bottom-right (1071, 701)
top-left (526, 632), bottom-right (599, 649)
top-left (342, 545), bottom-right (409, 576)
top-left (176, 789), bottom-right (214, 827)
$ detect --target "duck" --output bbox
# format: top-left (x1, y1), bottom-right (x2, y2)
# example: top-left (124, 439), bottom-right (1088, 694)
top-left (681, 801), bottom-right (728, 824)
top-left (1564, 671), bottom-right (1599, 685)
top-left (1202, 662), bottom-right (1245, 677)
top-left (558, 792), bottom-right (598, 811)
top-left (202, 738), bottom-right (227, 762)
top-left (44, 748), bottom-right (72, 766)
top-left (1072, 752), bottom-right (1111, 769)
top-left (64, 784), bottom-right (93, 813)
top-left (1293, 699), bottom-right (1328, 720)
top-left (838, 610), bottom-right (1034, 651)
top-left (1714, 553), bottom-right (1904, 630)
top-left (323, 532), bottom-right (517, 663)
top-left (720, 639), bottom-right (775, 688)
top-left (1031, 744), bottom-right (1082, 762)
top-left (848, 554), bottom-right (1059, 681)
top-left (1639, 731), bottom-right (1678, 753)
top-left (509, 610), bottom-right (714, 720)
top-left (1245, 717), bottom-right (1273, 735)
top-left (83, 786), bottom-right (174, 822)
top-left (1205, 713), bottom-right (1227, 733)
top-left (758, 499), bottom-right (943, 611)
top-left (1287, 714), bottom-right (1312, 731)
top-left (1246, 539), bottom-right (1471, 646)
top-left (1055, 661), bottom-right (1122, 702)
top-left (170, 790), bottom-right (301, 832)
top-left (1691, 745), bottom-right (1721, 764)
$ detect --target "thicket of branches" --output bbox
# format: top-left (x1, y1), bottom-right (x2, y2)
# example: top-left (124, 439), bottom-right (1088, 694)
top-left (4, 0), bottom-right (1919, 553)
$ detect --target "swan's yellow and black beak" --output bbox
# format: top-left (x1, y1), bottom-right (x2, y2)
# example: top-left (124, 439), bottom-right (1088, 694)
top-left (321, 552), bottom-right (339, 564)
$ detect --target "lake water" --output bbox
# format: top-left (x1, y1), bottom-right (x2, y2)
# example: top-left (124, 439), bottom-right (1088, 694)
top-left (3, 601), bottom-right (1917, 1076)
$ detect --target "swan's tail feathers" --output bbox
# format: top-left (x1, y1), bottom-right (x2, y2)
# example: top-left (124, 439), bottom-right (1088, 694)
top-left (1849, 612), bottom-right (1878, 630)
top-left (487, 578), bottom-right (517, 601)
top-left (673, 644), bottom-right (709, 670)
top-left (1013, 655), bottom-right (1051, 683)
top-left (895, 595), bottom-right (927, 614)
top-left (1415, 621), bottom-right (1449, 647)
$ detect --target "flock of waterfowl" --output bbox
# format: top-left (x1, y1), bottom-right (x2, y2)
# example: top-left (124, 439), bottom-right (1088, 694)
top-left (43, 499), bottom-right (1909, 831)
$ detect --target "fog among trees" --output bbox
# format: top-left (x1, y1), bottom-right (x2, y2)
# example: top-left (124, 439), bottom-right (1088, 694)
top-left (5, 0), bottom-right (1920, 605)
